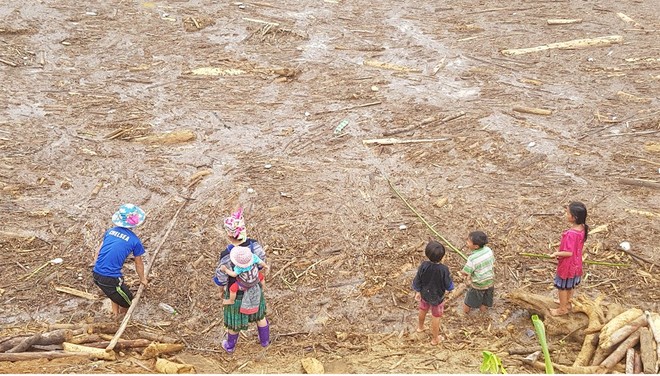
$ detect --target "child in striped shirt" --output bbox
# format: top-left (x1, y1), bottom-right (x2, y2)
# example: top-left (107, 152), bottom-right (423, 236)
top-left (461, 230), bottom-right (495, 314)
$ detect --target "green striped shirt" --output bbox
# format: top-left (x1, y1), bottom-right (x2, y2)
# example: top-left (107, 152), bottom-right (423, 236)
top-left (462, 246), bottom-right (495, 289)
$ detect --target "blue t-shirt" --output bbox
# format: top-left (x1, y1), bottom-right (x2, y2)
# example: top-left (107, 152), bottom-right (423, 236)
top-left (93, 227), bottom-right (145, 278)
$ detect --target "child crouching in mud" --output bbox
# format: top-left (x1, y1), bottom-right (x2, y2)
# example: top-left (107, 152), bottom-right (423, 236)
top-left (412, 240), bottom-right (455, 345)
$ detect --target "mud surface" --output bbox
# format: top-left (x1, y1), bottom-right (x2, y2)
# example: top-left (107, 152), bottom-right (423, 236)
top-left (1, 0), bottom-right (659, 373)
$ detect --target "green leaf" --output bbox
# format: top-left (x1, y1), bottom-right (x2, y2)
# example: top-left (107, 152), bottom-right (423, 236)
top-left (531, 314), bottom-right (554, 374)
top-left (480, 350), bottom-right (507, 374)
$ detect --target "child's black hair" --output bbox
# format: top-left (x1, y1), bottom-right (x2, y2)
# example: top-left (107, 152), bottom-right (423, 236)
top-left (568, 201), bottom-right (589, 242)
top-left (468, 231), bottom-right (488, 247)
top-left (425, 241), bottom-right (446, 263)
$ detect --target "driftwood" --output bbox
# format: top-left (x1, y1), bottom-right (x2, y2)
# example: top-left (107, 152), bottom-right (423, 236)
top-left (54, 286), bottom-right (98, 300)
top-left (528, 360), bottom-right (605, 374)
top-left (3, 329), bottom-right (72, 353)
top-left (600, 330), bottom-right (641, 370)
top-left (84, 339), bottom-right (151, 350)
top-left (142, 343), bottom-right (185, 359)
top-left (69, 334), bottom-right (104, 345)
top-left (138, 331), bottom-right (179, 344)
top-left (507, 289), bottom-right (588, 335)
top-left (501, 35), bottom-right (623, 56)
top-left (599, 308), bottom-right (644, 348)
top-left (638, 327), bottom-right (657, 374)
top-left (625, 348), bottom-right (635, 374)
top-left (573, 333), bottom-right (598, 367)
top-left (512, 106), bottom-right (552, 116)
top-left (601, 314), bottom-right (647, 349)
top-left (619, 178), bottom-right (660, 190)
top-left (634, 351), bottom-right (643, 373)
top-left (573, 295), bottom-right (605, 334)
top-left (49, 322), bottom-right (118, 335)
top-left (0, 351), bottom-right (88, 361)
top-left (155, 358), bottom-right (195, 374)
top-left (645, 311), bottom-right (660, 372)
top-left (62, 342), bottom-right (116, 360)
top-left (547, 18), bottom-right (582, 25)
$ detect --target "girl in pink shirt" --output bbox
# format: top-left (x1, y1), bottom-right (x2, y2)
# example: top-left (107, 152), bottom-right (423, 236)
top-left (550, 202), bottom-right (589, 316)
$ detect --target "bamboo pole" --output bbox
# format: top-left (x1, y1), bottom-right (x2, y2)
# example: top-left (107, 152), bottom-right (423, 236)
top-left (105, 201), bottom-right (187, 351)
top-left (519, 252), bottom-right (629, 267)
top-left (385, 177), bottom-right (467, 260)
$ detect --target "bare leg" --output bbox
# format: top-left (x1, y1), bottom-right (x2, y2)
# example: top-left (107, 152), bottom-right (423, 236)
top-left (550, 289), bottom-right (570, 316)
top-left (463, 303), bottom-right (471, 314)
top-left (479, 305), bottom-right (488, 313)
top-left (430, 316), bottom-right (441, 345)
top-left (417, 309), bottom-right (428, 332)
top-left (223, 290), bottom-right (237, 305)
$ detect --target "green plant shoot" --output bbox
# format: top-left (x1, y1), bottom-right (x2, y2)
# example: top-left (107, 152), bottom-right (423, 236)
top-left (480, 350), bottom-right (507, 374)
top-left (531, 314), bottom-right (554, 374)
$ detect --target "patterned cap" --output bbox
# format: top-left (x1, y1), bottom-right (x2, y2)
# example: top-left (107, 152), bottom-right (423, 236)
top-left (223, 207), bottom-right (247, 241)
top-left (230, 246), bottom-right (253, 268)
top-left (112, 204), bottom-right (146, 228)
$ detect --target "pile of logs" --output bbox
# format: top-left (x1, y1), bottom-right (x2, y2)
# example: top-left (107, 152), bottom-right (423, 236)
top-left (575, 308), bottom-right (660, 374)
top-left (508, 290), bottom-right (660, 374)
top-left (0, 322), bottom-right (192, 373)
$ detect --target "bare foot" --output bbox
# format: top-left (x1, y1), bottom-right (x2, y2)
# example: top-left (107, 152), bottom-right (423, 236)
top-left (553, 299), bottom-right (572, 309)
top-left (416, 327), bottom-right (425, 333)
top-left (550, 307), bottom-right (570, 316)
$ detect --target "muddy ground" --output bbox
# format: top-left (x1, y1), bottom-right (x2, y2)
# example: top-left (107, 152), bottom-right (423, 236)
top-left (1, 0), bottom-right (659, 373)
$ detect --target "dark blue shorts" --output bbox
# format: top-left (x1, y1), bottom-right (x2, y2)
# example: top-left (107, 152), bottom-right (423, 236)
top-left (92, 271), bottom-right (133, 308)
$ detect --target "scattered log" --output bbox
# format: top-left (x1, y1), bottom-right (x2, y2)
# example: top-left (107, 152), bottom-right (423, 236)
top-left (634, 350), bottom-right (643, 374)
top-left (645, 311), bottom-right (660, 372)
top-left (69, 334), bottom-right (104, 345)
top-left (62, 342), bottom-right (116, 361)
top-left (601, 314), bottom-right (647, 349)
top-left (512, 106), bottom-right (552, 116)
top-left (599, 308), bottom-right (644, 348)
top-left (573, 295), bottom-right (605, 334)
top-left (507, 289), bottom-right (588, 335)
top-left (501, 35), bottom-right (623, 56)
top-left (573, 333), bottom-right (598, 367)
top-left (155, 357), bottom-right (195, 374)
top-left (0, 351), bottom-right (88, 361)
top-left (139, 331), bottom-right (179, 344)
top-left (5, 329), bottom-right (72, 353)
top-left (142, 343), bottom-right (185, 359)
top-left (54, 286), bottom-right (98, 300)
top-left (547, 18), bottom-right (582, 25)
top-left (0, 337), bottom-right (28, 352)
top-left (84, 339), bottom-right (151, 350)
top-left (639, 327), bottom-right (657, 374)
top-left (600, 330), bottom-right (641, 371)
top-left (619, 178), bottom-right (660, 190)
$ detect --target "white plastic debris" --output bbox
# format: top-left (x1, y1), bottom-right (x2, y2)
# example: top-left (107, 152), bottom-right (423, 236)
top-left (527, 142), bottom-right (536, 147)
top-left (264, 164), bottom-right (272, 169)
top-left (50, 258), bottom-right (63, 265)
top-left (399, 224), bottom-right (407, 230)
top-left (619, 241), bottom-right (631, 251)
top-left (247, 188), bottom-right (255, 193)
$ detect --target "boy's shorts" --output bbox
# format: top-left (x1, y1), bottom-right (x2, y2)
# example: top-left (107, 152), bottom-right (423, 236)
top-left (418, 299), bottom-right (446, 317)
top-left (93, 271), bottom-right (133, 308)
top-left (464, 286), bottom-right (494, 309)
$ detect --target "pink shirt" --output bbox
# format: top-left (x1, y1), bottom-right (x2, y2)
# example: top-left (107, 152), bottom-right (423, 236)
top-left (557, 229), bottom-right (585, 279)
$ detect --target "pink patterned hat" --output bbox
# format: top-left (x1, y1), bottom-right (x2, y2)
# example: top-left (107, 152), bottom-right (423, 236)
top-left (230, 246), bottom-right (253, 268)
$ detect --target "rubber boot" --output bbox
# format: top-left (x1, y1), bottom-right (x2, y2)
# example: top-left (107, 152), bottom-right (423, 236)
top-left (257, 321), bottom-right (270, 347)
top-left (222, 332), bottom-right (239, 354)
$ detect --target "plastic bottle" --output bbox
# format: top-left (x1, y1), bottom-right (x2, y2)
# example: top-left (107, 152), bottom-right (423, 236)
top-left (158, 303), bottom-right (177, 315)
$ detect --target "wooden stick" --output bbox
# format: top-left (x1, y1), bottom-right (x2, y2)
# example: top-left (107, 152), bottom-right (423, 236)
top-left (573, 333), bottom-right (598, 366)
top-left (363, 60), bottom-right (421, 72)
top-left (619, 177), bottom-right (660, 190)
top-left (138, 331), bottom-right (179, 344)
top-left (382, 111), bottom-right (465, 137)
top-left (601, 314), bottom-right (647, 349)
top-left (362, 137), bottom-right (449, 146)
top-left (547, 18), bottom-right (582, 25)
top-left (54, 286), bottom-right (98, 300)
top-left (501, 35), bottom-right (623, 56)
top-left (83, 339), bottom-right (151, 350)
top-left (0, 58), bottom-right (17, 67)
top-left (512, 106), bottom-right (552, 116)
top-left (105, 200), bottom-right (188, 351)
top-left (617, 13), bottom-right (642, 28)
top-left (600, 330), bottom-right (641, 370)
top-left (619, 247), bottom-right (660, 268)
top-left (625, 348), bottom-right (635, 374)
top-left (242, 17), bottom-right (279, 26)
top-left (4, 330), bottom-right (72, 353)
top-left (62, 342), bottom-right (116, 360)
top-left (142, 343), bottom-right (185, 359)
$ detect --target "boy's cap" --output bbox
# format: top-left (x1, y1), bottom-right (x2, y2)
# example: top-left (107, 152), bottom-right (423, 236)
top-left (112, 204), bottom-right (146, 228)
top-left (230, 246), bottom-right (253, 268)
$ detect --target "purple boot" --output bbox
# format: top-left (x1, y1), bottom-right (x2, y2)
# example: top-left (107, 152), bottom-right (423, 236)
top-left (257, 321), bottom-right (270, 347)
top-left (222, 332), bottom-right (239, 354)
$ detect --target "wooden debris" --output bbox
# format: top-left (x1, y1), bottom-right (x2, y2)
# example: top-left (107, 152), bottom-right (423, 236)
top-left (139, 331), bottom-right (179, 344)
top-left (617, 91), bottom-right (652, 104)
top-left (617, 13), bottom-right (642, 28)
top-left (136, 130), bottom-right (196, 145)
top-left (547, 18), bottom-right (582, 25)
top-left (512, 106), bottom-right (552, 116)
top-left (242, 17), bottom-right (279, 26)
top-left (528, 360), bottom-right (604, 374)
top-left (155, 358), bottom-right (195, 374)
top-left (603, 314), bottom-right (647, 350)
top-left (363, 60), bottom-right (422, 73)
top-left (90, 181), bottom-right (104, 196)
top-left (382, 111), bottom-right (465, 137)
top-left (573, 333), bottom-right (598, 366)
top-left (362, 137), bottom-right (449, 146)
top-left (619, 178), bottom-right (660, 190)
top-left (501, 35), bottom-right (623, 56)
top-left (54, 286), bottom-right (98, 300)
top-left (5, 329), bottom-right (72, 353)
top-left (646, 311), bottom-right (660, 372)
top-left (62, 342), bottom-right (116, 360)
top-left (626, 347), bottom-right (635, 374)
top-left (0, 58), bottom-right (17, 67)
top-left (142, 343), bottom-right (185, 359)
top-left (639, 327), bottom-right (657, 373)
top-left (84, 339), bottom-right (151, 350)
top-left (0, 351), bottom-right (88, 361)
top-left (301, 357), bottom-right (325, 374)
top-left (600, 308), bottom-right (644, 348)
top-left (600, 330), bottom-right (640, 371)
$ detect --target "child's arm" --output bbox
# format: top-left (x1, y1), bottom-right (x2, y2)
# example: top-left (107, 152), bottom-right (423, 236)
top-left (220, 264), bottom-right (238, 277)
top-left (257, 260), bottom-right (270, 270)
top-left (552, 251), bottom-right (572, 258)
